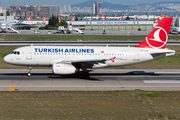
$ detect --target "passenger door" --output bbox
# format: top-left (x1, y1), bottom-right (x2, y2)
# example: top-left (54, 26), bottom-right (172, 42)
top-left (26, 48), bottom-right (32, 60)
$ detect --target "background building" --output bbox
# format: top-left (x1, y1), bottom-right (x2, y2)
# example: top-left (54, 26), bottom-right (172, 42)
top-left (93, 1), bottom-right (99, 15)
top-left (68, 5), bottom-right (71, 12)
top-left (39, 5), bottom-right (60, 18)
top-left (9, 5), bottom-right (60, 19)
top-left (67, 20), bottom-right (154, 31)
top-left (63, 5), bottom-right (67, 12)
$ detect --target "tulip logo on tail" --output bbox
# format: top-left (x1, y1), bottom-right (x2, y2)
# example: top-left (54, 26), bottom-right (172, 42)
top-left (146, 27), bottom-right (167, 48)
top-left (135, 17), bottom-right (173, 49)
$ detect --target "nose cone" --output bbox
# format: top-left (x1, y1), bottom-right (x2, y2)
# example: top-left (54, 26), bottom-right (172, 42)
top-left (4, 55), bottom-right (10, 63)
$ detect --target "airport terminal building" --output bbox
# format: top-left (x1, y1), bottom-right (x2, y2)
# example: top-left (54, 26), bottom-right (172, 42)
top-left (67, 20), bottom-right (154, 31)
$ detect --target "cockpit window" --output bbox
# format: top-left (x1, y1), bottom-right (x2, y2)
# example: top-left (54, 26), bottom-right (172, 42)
top-left (11, 51), bottom-right (20, 55)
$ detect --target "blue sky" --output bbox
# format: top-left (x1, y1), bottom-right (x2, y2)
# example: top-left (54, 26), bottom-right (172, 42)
top-left (1, 0), bottom-right (177, 8)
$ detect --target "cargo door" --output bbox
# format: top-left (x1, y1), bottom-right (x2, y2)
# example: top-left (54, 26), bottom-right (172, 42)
top-left (134, 50), bottom-right (140, 61)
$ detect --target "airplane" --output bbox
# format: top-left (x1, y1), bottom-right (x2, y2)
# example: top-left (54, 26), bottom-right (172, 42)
top-left (154, 17), bottom-right (159, 24)
top-left (120, 14), bottom-right (126, 20)
top-left (0, 13), bottom-right (19, 33)
top-left (15, 16), bottom-right (48, 25)
top-left (135, 15), bottom-right (139, 20)
top-left (153, 17), bottom-right (159, 27)
top-left (4, 17), bottom-right (175, 78)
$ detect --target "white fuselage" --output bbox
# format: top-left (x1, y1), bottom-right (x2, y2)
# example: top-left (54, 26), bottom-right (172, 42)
top-left (4, 46), bottom-right (175, 68)
top-left (17, 21), bottom-right (48, 25)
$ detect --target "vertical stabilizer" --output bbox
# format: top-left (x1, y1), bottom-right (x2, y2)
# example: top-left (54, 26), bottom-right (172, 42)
top-left (135, 17), bottom-right (173, 49)
top-left (27, 16), bottom-right (32, 21)
top-left (43, 17), bottom-right (47, 21)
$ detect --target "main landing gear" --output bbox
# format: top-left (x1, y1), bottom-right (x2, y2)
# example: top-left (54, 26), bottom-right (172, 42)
top-left (27, 67), bottom-right (32, 77)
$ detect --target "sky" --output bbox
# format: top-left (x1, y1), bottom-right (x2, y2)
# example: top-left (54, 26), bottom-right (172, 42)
top-left (0, 0), bottom-right (177, 8)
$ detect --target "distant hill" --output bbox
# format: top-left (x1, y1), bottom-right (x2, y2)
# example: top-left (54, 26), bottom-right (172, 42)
top-left (71, 0), bottom-right (130, 10)
top-left (72, 0), bottom-right (180, 9)
top-left (153, 1), bottom-right (180, 4)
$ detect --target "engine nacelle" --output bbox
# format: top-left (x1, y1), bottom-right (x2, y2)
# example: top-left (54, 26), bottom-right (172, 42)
top-left (52, 63), bottom-right (76, 75)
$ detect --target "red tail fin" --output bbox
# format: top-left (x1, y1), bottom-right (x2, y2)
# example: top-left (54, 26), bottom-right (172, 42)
top-left (135, 17), bottom-right (173, 49)
top-left (27, 16), bottom-right (32, 21)
top-left (103, 17), bottom-right (106, 20)
top-left (59, 16), bottom-right (61, 22)
top-left (43, 17), bottom-right (47, 21)
top-left (89, 16), bottom-right (92, 20)
top-left (154, 17), bottom-right (159, 24)
top-left (71, 17), bottom-right (75, 21)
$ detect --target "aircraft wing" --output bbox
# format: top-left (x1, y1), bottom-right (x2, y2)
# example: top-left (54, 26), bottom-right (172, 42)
top-left (71, 59), bottom-right (107, 64)
top-left (51, 58), bottom-right (113, 68)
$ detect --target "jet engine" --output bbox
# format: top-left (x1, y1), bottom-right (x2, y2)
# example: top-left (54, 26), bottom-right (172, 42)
top-left (52, 63), bottom-right (77, 75)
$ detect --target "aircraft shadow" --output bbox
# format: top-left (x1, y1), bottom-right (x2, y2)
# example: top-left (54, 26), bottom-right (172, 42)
top-left (0, 71), bottom-right (178, 81)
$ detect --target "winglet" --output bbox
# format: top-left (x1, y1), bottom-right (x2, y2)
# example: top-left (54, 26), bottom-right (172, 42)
top-left (135, 17), bottom-right (173, 49)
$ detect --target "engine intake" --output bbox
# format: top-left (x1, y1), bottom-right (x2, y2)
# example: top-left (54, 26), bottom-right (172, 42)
top-left (52, 63), bottom-right (76, 75)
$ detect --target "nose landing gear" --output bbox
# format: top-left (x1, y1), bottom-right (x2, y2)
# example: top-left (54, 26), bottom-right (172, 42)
top-left (27, 67), bottom-right (32, 77)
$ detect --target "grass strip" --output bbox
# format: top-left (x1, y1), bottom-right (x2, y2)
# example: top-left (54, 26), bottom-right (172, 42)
top-left (0, 91), bottom-right (179, 119)
top-left (0, 35), bottom-right (180, 41)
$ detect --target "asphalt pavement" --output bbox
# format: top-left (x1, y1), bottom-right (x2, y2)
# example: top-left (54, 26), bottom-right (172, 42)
top-left (1, 69), bottom-right (180, 91)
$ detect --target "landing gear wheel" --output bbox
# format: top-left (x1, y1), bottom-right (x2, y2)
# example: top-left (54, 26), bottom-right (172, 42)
top-left (27, 67), bottom-right (32, 77)
top-left (83, 71), bottom-right (89, 79)
top-left (27, 72), bottom-right (31, 77)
